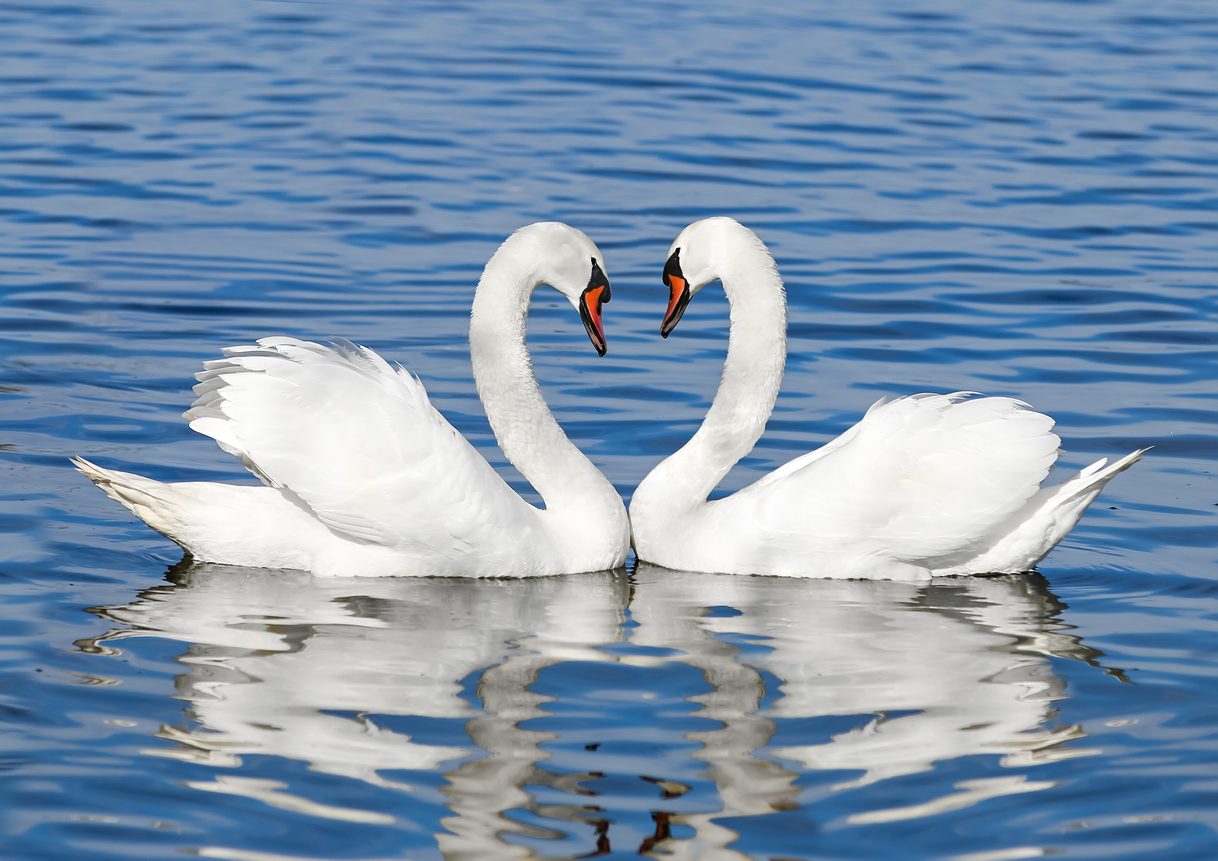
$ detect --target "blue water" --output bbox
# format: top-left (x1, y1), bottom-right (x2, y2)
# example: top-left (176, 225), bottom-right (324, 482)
top-left (2, 0), bottom-right (1217, 858)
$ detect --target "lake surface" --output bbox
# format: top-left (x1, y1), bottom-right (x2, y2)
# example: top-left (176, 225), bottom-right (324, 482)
top-left (2, 1), bottom-right (1217, 858)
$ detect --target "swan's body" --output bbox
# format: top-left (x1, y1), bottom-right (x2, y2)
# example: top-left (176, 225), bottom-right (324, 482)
top-left (78, 223), bottom-right (630, 577)
top-left (629, 217), bottom-right (1143, 580)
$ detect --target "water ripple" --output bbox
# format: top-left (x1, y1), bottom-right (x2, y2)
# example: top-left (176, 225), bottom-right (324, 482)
top-left (2, 1), bottom-right (1217, 859)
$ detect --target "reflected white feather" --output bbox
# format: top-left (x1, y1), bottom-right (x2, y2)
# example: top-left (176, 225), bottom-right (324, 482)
top-left (86, 562), bottom-right (1086, 848)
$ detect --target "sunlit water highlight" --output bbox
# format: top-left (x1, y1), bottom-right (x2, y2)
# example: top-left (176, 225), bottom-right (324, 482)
top-left (1, 1), bottom-right (1217, 859)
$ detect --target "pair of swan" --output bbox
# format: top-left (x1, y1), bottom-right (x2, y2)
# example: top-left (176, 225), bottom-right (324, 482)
top-left (77, 218), bottom-right (1142, 580)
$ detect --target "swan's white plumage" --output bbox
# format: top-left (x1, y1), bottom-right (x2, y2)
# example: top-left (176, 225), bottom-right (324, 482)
top-left (746, 393), bottom-right (1060, 556)
top-left (186, 337), bottom-right (542, 555)
top-left (78, 223), bottom-right (630, 578)
top-left (629, 217), bottom-right (1143, 580)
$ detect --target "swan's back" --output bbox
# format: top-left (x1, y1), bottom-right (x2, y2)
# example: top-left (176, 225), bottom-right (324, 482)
top-left (187, 337), bottom-right (553, 574)
top-left (713, 393), bottom-right (1062, 575)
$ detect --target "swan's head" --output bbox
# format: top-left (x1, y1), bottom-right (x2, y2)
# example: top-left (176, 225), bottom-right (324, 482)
top-left (500, 222), bottom-right (613, 356)
top-left (660, 217), bottom-right (770, 337)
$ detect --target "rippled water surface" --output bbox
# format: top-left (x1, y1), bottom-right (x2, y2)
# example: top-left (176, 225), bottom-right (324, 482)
top-left (2, 1), bottom-right (1217, 858)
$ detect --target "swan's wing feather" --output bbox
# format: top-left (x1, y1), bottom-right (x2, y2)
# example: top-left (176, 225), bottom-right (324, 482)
top-left (751, 393), bottom-right (1060, 557)
top-left (185, 337), bottom-right (532, 551)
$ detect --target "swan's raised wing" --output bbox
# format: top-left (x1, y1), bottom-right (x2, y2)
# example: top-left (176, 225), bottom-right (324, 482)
top-left (185, 337), bottom-right (538, 555)
top-left (744, 393), bottom-right (1060, 558)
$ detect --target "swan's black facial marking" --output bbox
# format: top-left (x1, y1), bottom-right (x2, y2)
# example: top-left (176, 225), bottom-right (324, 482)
top-left (579, 256), bottom-right (611, 356)
top-left (661, 248), bottom-right (691, 338)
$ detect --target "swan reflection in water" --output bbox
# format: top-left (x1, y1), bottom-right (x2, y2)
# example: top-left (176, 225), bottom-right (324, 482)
top-left (79, 562), bottom-right (1116, 859)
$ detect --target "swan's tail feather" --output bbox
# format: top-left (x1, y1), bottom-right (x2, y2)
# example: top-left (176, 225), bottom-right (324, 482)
top-left (73, 457), bottom-right (186, 544)
top-left (1052, 447), bottom-right (1146, 504)
top-left (76, 457), bottom-right (328, 569)
top-left (1027, 447), bottom-right (1147, 565)
top-left (962, 448), bottom-right (1146, 574)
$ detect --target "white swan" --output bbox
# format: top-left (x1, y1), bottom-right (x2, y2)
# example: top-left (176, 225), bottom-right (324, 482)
top-left (629, 217), bottom-right (1144, 580)
top-left (76, 222), bottom-right (631, 577)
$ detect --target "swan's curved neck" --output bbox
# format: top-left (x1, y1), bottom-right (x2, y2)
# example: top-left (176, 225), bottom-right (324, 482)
top-left (636, 244), bottom-right (787, 512)
top-left (469, 249), bottom-right (617, 518)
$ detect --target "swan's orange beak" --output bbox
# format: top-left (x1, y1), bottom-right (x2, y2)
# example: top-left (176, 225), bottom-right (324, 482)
top-left (661, 249), bottom-right (691, 338)
top-left (579, 258), bottom-right (611, 357)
